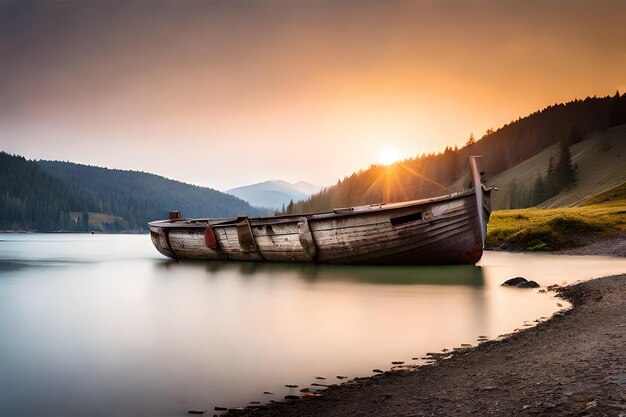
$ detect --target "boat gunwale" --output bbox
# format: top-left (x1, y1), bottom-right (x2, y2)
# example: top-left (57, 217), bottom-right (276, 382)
top-left (149, 186), bottom-right (492, 230)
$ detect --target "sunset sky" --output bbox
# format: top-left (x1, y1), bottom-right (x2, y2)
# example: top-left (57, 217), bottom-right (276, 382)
top-left (1, 0), bottom-right (625, 190)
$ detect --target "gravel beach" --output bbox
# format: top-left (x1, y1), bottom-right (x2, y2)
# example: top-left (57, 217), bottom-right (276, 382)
top-left (557, 232), bottom-right (626, 257)
top-left (227, 238), bottom-right (626, 417)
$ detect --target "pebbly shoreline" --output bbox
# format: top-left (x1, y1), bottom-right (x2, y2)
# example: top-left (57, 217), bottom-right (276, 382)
top-left (227, 273), bottom-right (626, 417)
top-left (225, 237), bottom-right (626, 417)
top-left (556, 232), bottom-right (626, 257)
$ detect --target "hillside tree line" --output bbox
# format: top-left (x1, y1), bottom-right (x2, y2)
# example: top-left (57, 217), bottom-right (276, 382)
top-left (289, 92), bottom-right (626, 213)
top-left (0, 153), bottom-right (266, 232)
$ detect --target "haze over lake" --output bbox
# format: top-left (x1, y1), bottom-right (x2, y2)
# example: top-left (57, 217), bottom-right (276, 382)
top-left (1, 234), bottom-right (625, 416)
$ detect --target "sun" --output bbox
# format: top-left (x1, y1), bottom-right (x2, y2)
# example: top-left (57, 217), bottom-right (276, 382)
top-left (378, 144), bottom-right (401, 165)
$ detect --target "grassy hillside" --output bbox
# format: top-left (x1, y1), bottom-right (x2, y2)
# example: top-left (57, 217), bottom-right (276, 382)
top-left (488, 124), bottom-right (626, 210)
top-left (69, 212), bottom-right (129, 232)
top-left (578, 180), bottom-right (626, 206)
top-left (486, 181), bottom-right (626, 251)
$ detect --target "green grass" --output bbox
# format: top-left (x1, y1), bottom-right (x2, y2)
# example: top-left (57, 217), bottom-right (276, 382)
top-left (579, 181), bottom-right (626, 206)
top-left (486, 192), bottom-right (626, 251)
top-left (70, 212), bottom-right (127, 230)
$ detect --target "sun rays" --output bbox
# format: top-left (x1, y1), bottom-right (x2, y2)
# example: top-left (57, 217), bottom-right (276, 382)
top-left (364, 160), bottom-right (451, 204)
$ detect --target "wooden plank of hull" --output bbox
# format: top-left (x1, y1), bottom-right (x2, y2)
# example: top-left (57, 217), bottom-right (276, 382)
top-left (297, 219), bottom-right (317, 260)
top-left (236, 217), bottom-right (259, 254)
top-left (312, 201), bottom-right (482, 265)
top-left (150, 227), bottom-right (178, 259)
top-left (164, 228), bottom-right (221, 261)
top-left (158, 219), bottom-right (315, 263)
top-left (319, 217), bottom-right (480, 265)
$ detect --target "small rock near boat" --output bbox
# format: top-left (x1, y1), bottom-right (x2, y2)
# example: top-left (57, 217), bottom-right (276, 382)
top-left (516, 280), bottom-right (540, 288)
top-left (502, 277), bottom-right (528, 286)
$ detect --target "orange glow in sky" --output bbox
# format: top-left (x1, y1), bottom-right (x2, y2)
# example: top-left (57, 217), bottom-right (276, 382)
top-left (1, 1), bottom-right (625, 190)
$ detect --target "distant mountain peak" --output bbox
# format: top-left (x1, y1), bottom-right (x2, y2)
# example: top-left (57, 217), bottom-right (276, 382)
top-left (226, 180), bottom-right (324, 209)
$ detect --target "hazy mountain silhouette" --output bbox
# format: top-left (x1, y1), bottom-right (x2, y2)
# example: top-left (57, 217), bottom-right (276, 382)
top-left (226, 180), bottom-right (323, 209)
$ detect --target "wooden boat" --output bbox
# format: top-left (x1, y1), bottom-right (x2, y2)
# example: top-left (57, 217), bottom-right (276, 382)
top-left (149, 157), bottom-right (493, 265)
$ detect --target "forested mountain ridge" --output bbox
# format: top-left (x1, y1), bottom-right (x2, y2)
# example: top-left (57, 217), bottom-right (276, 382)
top-left (0, 153), bottom-right (90, 231)
top-left (0, 153), bottom-right (266, 232)
top-left (487, 124), bottom-right (626, 209)
top-left (290, 93), bottom-right (626, 214)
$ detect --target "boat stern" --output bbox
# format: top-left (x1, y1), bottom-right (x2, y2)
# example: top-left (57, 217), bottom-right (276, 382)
top-left (149, 223), bottom-right (177, 259)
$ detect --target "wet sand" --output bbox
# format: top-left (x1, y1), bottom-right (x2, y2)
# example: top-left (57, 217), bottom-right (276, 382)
top-left (229, 273), bottom-right (626, 416)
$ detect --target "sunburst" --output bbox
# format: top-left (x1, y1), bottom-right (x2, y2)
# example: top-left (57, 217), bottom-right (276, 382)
top-left (378, 145), bottom-right (401, 165)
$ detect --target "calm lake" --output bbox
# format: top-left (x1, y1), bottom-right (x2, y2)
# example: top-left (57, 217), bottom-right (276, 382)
top-left (1, 234), bottom-right (625, 416)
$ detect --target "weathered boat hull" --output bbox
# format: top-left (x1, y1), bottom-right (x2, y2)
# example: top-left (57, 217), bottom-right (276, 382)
top-left (149, 158), bottom-right (492, 266)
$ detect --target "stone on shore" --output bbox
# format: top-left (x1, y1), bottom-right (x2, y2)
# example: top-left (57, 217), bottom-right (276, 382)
top-left (502, 277), bottom-right (540, 288)
top-left (502, 277), bottom-right (528, 286)
top-left (516, 280), bottom-right (540, 288)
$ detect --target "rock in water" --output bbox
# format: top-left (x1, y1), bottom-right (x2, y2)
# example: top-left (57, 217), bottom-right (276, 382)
top-left (187, 410), bottom-right (206, 415)
top-left (502, 277), bottom-right (528, 286)
top-left (517, 280), bottom-right (540, 288)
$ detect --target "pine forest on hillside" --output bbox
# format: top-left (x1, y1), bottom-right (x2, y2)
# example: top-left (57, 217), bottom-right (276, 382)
top-left (288, 93), bottom-right (626, 214)
top-left (0, 154), bottom-right (265, 232)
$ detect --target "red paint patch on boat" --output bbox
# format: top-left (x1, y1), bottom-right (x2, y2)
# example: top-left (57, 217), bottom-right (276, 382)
top-left (204, 226), bottom-right (217, 249)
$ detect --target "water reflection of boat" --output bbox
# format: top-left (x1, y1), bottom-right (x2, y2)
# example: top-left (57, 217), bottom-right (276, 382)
top-left (237, 262), bottom-right (483, 287)
top-left (156, 260), bottom-right (485, 287)
top-left (149, 157), bottom-right (492, 266)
